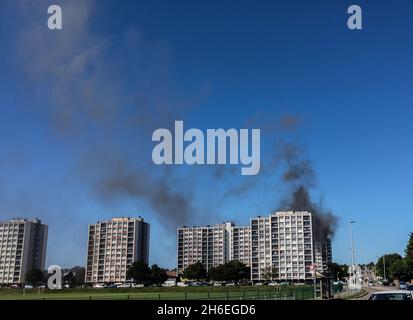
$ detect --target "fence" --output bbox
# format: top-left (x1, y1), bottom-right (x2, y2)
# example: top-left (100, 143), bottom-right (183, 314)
top-left (3, 285), bottom-right (316, 300)
top-left (1, 285), bottom-right (362, 300)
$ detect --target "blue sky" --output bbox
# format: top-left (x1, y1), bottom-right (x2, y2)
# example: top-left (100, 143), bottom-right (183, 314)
top-left (0, 0), bottom-right (412, 269)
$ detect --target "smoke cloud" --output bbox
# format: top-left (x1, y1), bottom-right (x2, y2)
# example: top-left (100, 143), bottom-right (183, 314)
top-left (4, 1), bottom-right (339, 267)
top-left (279, 143), bottom-right (338, 241)
top-left (12, 0), bottom-right (210, 230)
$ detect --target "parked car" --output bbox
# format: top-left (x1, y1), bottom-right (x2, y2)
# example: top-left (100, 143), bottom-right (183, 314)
top-left (213, 283), bottom-right (222, 287)
top-left (268, 282), bottom-right (278, 286)
top-left (399, 281), bottom-right (407, 290)
top-left (24, 284), bottom-right (34, 289)
top-left (369, 291), bottom-right (412, 301)
top-left (177, 282), bottom-right (189, 287)
top-left (381, 280), bottom-right (390, 286)
top-left (254, 282), bottom-right (263, 286)
top-left (93, 283), bottom-right (105, 288)
top-left (238, 280), bottom-right (252, 286)
top-left (406, 285), bottom-right (413, 292)
top-left (132, 283), bottom-right (144, 288)
top-left (162, 278), bottom-right (177, 287)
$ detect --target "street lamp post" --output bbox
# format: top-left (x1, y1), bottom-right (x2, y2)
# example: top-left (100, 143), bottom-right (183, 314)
top-left (383, 255), bottom-right (387, 282)
top-left (350, 221), bottom-right (356, 267)
top-left (349, 220), bottom-right (356, 287)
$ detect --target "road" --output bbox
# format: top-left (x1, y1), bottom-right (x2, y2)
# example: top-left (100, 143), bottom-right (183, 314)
top-left (353, 285), bottom-right (388, 300)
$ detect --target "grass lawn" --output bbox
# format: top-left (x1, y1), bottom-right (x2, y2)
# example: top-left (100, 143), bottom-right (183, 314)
top-left (0, 285), bottom-right (315, 300)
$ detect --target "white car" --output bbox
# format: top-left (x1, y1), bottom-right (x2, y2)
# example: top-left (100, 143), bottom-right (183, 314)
top-left (254, 282), bottom-right (263, 286)
top-left (24, 284), bottom-right (34, 289)
top-left (93, 283), bottom-right (105, 288)
top-left (368, 291), bottom-right (412, 301)
top-left (268, 282), bottom-right (278, 286)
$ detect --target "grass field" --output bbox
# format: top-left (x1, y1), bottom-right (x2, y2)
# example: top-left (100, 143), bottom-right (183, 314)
top-left (0, 285), bottom-right (317, 300)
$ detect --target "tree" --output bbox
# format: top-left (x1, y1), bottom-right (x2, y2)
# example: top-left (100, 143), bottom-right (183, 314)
top-left (208, 266), bottom-right (222, 282)
top-left (376, 253), bottom-right (404, 282)
top-left (404, 232), bottom-right (413, 279)
top-left (327, 263), bottom-right (348, 280)
top-left (62, 267), bottom-right (85, 287)
top-left (208, 261), bottom-right (250, 283)
top-left (182, 262), bottom-right (207, 281)
top-left (389, 259), bottom-right (408, 281)
top-left (73, 268), bottom-right (85, 286)
top-left (262, 267), bottom-right (277, 282)
top-left (126, 261), bottom-right (151, 284)
top-left (150, 264), bottom-right (168, 285)
top-left (25, 268), bottom-right (44, 285)
top-left (63, 272), bottom-right (75, 287)
top-left (224, 261), bottom-right (250, 282)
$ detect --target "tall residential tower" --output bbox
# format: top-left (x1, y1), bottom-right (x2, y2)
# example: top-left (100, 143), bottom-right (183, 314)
top-left (85, 217), bottom-right (150, 283)
top-left (0, 218), bottom-right (48, 284)
top-left (251, 211), bottom-right (332, 282)
top-left (177, 222), bottom-right (251, 275)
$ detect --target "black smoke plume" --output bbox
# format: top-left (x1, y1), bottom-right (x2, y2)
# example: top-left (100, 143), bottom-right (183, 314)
top-left (279, 144), bottom-right (338, 241)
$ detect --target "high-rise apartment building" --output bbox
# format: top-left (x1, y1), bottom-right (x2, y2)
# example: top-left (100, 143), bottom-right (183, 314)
top-left (177, 222), bottom-right (253, 274)
top-left (85, 217), bottom-right (150, 283)
top-left (0, 218), bottom-right (48, 284)
top-left (250, 215), bottom-right (272, 281)
top-left (177, 222), bottom-right (232, 274)
top-left (251, 211), bottom-right (332, 282)
top-left (178, 212), bottom-right (332, 281)
top-left (314, 240), bottom-right (332, 273)
top-left (230, 226), bottom-right (251, 267)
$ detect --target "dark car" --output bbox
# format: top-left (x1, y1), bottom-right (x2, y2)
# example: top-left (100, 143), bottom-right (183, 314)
top-left (381, 280), bottom-right (390, 286)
